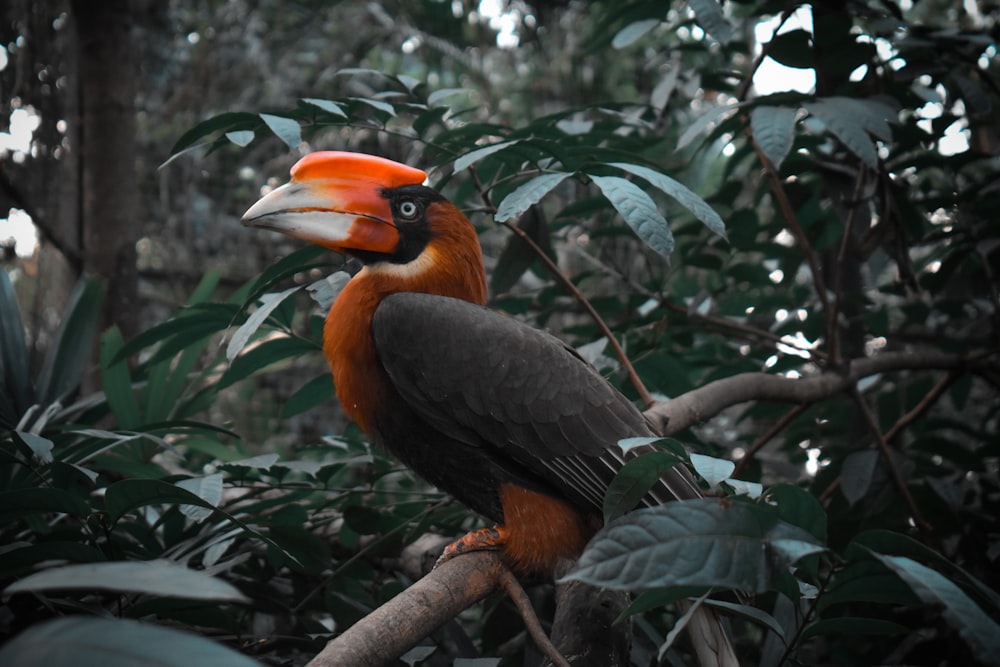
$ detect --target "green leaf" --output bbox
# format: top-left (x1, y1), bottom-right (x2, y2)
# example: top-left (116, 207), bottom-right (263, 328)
top-left (149, 334), bottom-right (214, 423)
top-left (687, 0), bottom-right (734, 44)
top-left (116, 303), bottom-right (239, 363)
top-left (800, 617), bottom-right (908, 640)
top-left (676, 103), bottom-right (740, 151)
top-left (0, 269), bottom-right (31, 419)
top-left (4, 559), bottom-right (248, 602)
top-left (225, 454), bottom-right (280, 469)
top-left (689, 453), bottom-right (735, 488)
top-left (282, 374), bottom-right (335, 418)
top-left (766, 29), bottom-right (815, 69)
top-left (401, 646), bottom-right (438, 666)
top-left (302, 97), bottom-right (347, 118)
top-left (220, 336), bottom-right (317, 389)
top-left (495, 172), bottom-right (571, 222)
top-left (705, 599), bottom-right (788, 642)
top-left (427, 88), bottom-right (468, 107)
top-left (819, 561), bottom-right (919, 610)
top-left (604, 451), bottom-right (683, 522)
top-left (259, 113), bottom-right (301, 149)
top-left (13, 431), bottom-right (54, 464)
top-left (618, 586), bottom-right (708, 619)
top-left (36, 278), bottom-right (104, 404)
top-left (851, 530), bottom-right (1000, 610)
top-left (243, 245), bottom-right (329, 301)
top-left (803, 97), bottom-right (896, 168)
top-left (564, 498), bottom-right (825, 592)
top-left (490, 208), bottom-right (552, 294)
top-left (102, 479), bottom-right (297, 563)
top-left (226, 285), bottom-right (303, 362)
top-left (0, 616), bottom-right (262, 667)
top-left (100, 327), bottom-right (142, 429)
top-left (725, 479), bottom-right (764, 498)
top-left (170, 111), bottom-right (260, 155)
top-left (590, 175), bottom-right (674, 257)
top-left (175, 474), bottom-right (224, 522)
top-left (618, 436), bottom-right (666, 453)
top-left (0, 543), bottom-right (105, 579)
top-left (349, 96), bottom-right (396, 117)
top-left (454, 140), bottom-right (519, 173)
top-left (0, 487), bottom-right (90, 518)
top-left (610, 162), bottom-right (726, 237)
top-left (306, 272), bottom-right (350, 312)
top-left (225, 130), bottom-right (254, 147)
top-left (104, 478), bottom-right (217, 525)
top-left (750, 106), bottom-right (798, 169)
top-left (612, 19), bottom-right (660, 49)
top-left (840, 449), bottom-right (878, 506)
top-left (767, 484), bottom-right (827, 543)
top-left (267, 523), bottom-right (332, 574)
top-left (873, 554), bottom-right (1000, 663)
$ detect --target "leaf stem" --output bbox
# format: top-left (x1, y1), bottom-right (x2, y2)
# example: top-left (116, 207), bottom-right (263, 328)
top-left (732, 403), bottom-right (810, 478)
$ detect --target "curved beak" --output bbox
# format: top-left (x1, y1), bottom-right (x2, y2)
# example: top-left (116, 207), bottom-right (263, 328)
top-left (241, 151), bottom-right (427, 255)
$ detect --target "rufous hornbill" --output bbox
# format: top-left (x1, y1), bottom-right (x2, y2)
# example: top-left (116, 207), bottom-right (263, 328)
top-left (242, 151), bottom-right (736, 664)
top-left (242, 151), bottom-right (703, 574)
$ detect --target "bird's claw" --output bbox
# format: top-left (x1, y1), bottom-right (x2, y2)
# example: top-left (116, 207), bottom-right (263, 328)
top-left (434, 525), bottom-right (509, 569)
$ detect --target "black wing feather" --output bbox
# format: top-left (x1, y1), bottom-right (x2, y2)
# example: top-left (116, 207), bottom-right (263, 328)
top-left (372, 293), bottom-right (699, 514)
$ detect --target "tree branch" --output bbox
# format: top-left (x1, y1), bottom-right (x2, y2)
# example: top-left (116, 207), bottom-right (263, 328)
top-left (848, 386), bottom-right (932, 537)
top-left (306, 551), bottom-right (504, 667)
top-left (643, 349), bottom-right (985, 435)
top-left (827, 167), bottom-right (870, 364)
top-left (884, 371), bottom-right (959, 443)
top-left (498, 568), bottom-right (571, 667)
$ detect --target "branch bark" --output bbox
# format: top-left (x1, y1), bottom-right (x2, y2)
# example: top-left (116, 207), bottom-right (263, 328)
top-left (643, 349), bottom-right (982, 435)
top-left (306, 551), bottom-right (504, 667)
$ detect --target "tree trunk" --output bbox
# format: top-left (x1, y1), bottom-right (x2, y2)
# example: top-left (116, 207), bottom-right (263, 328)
top-left (72, 0), bottom-right (139, 339)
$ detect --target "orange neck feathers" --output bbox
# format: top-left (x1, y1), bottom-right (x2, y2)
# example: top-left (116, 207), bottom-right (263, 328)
top-left (323, 201), bottom-right (487, 433)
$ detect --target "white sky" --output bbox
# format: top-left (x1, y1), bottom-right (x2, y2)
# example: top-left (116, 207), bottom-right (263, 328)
top-left (753, 7), bottom-right (816, 95)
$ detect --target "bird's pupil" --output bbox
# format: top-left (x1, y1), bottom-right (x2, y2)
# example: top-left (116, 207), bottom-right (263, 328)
top-left (399, 200), bottom-right (418, 218)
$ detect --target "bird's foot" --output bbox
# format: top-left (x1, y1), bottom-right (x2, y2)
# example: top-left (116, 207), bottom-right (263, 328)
top-left (435, 525), bottom-right (509, 569)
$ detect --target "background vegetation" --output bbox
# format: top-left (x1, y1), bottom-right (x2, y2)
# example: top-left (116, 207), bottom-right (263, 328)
top-left (1, 1), bottom-right (998, 665)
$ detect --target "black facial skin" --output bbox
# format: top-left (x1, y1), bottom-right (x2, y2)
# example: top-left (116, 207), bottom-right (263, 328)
top-left (348, 184), bottom-right (445, 265)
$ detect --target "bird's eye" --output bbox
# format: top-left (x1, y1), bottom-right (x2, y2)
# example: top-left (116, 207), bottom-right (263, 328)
top-left (397, 199), bottom-right (420, 220)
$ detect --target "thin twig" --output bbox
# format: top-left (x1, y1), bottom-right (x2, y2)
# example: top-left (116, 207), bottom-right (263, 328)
top-left (776, 566), bottom-right (836, 666)
top-left (817, 476), bottom-right (840, 504)
top-left (849, 387), bottom-right (932, 537)
top-left (751, 137), bottom-right (833, 318)
top-left (498, 568), bottom-right (571, 667)
top-left (500, 218), bottom-right (655, 407)
top-left (732, 403), bottom-right (810, 478)
top-left (736, 9), bottom-right (795, 101)
top-left (469, 167), bottom-right (655, 407)
top-left (884, 371), bottom-right (960, 443)
top-left (827, 167), bottom-right (869, 364)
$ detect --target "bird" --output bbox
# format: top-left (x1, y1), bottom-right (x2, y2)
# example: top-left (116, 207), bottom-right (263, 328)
top-left (242, 151), bottom-right (736, 663)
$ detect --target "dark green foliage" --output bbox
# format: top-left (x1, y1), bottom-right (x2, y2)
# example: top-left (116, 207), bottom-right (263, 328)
top-left (3, 0), bottom-right (999, 665)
